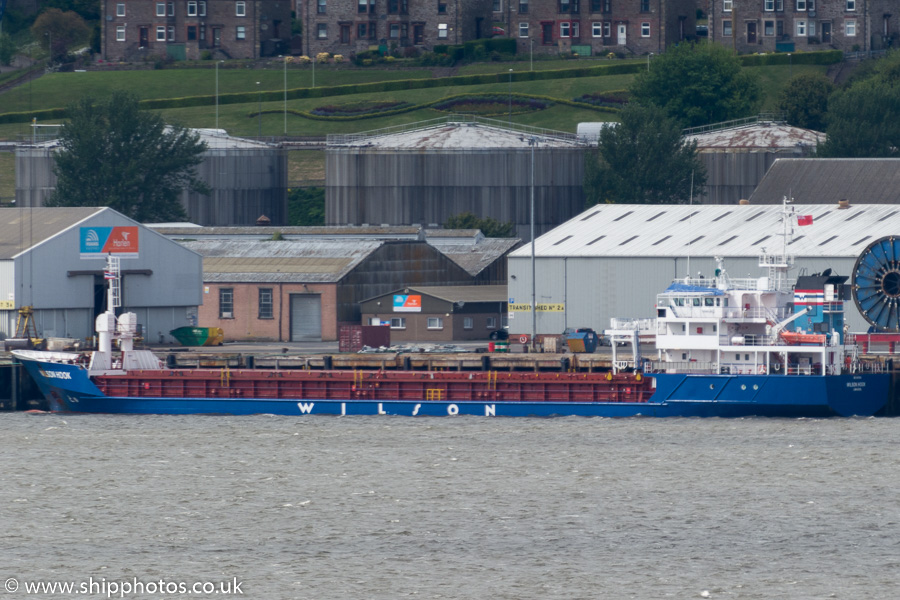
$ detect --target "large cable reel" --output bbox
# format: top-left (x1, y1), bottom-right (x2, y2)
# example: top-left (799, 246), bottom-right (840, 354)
top-left (852, 236), bottom-right (900, 331)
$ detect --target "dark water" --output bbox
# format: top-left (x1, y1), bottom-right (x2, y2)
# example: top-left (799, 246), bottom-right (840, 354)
top-left (2, 415), bottom-right (899, 599)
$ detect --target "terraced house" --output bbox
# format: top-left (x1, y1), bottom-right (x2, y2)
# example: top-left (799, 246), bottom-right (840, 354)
top-left (299, 0), bottom-right (493, 57)
top-left (493, 0), bottom-right (697, 56)
top-left (706, 0), bottom-right (898, 53)
top-left (101, 0), bottom-right (292, 61)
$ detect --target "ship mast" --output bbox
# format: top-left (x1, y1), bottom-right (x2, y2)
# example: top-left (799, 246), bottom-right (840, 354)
top-left (761, 195), bottom-right (796, 292)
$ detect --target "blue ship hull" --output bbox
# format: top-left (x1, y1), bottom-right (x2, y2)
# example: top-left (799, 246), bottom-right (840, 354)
top-left (16, 357), bottom-right (890, 418)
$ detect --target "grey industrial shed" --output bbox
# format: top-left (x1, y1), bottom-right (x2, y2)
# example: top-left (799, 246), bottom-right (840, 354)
top-left (325, 117), bottom-right (588, 243)
top-left (15, 129), bottom-right (287, 226)
top-left (0, 207), bottom-right (202, 343)
top-left (749, 158), bottom-right (900, 205)
top-left (506, 202), bottom-right (897, 337)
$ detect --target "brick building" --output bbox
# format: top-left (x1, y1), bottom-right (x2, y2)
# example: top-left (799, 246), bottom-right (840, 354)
top-left (706, 0), bottom-right (898, 53)
top-left (300, 0), bottom-right (493, 57)
top-left (102, 0), bottom-right (292, 61)
top-left (494, 0), bottom-right (697, 56)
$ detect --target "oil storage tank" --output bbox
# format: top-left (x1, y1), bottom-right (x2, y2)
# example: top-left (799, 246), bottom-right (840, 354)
top-left (325, 116), bottom-right (588, 243)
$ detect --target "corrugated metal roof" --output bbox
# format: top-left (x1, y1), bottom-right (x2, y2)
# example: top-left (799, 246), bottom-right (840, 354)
top-left (749, 158), bottom-right (900, 205)
top-left (23, 128), bottom-right (272, 150)
top-left (0, 207), bottom-right (104, 260)
top-left (332, 121), bottom-right (583, 150)
top-left (508, 203), bottom-right (900, 259)
top-left (182, 239), bottom-right (384, 283)
top-left (686, 123), bottom-right (823, 150)
top-left (428, 238), bottom-right (520, 276)
top-left (408, 284), bottom-right (508, 303)
top-left (151, 225), bottom-right (423, 240)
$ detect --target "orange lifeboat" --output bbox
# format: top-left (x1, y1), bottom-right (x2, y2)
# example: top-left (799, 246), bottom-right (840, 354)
top-left (780, 331), bottom-right (826, 345)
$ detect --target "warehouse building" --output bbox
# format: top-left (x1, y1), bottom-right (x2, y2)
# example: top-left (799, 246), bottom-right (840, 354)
top-left (0, 207), bottom-right (201, 343)
top-left (506, 201), bottom-right (897, 337)
top-left (749, 158), bottom-right (900, 206)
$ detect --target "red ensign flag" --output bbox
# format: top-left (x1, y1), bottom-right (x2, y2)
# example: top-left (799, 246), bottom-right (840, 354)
top-left (797, 215), bottom-right (813, 226)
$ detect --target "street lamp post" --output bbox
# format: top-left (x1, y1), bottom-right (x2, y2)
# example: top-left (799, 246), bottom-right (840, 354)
top-left (530, 38), bottom-right (534, 71)
top-left (256, 81), bottom-right (261, 138)
top-left (508, 68), bottom-right (513, 125)
top-left (529, 136), bottom-right (537, 350)
top-left (788, 53), bottom-right (792, 79)
top-left (648, 52), bottom-right (653, 71)
top-left (312, 55), bottom-right (316, 89)
top-left (215, 60), bottom-right (223, 130)
top-left (282, 55), bottom-right (287, 135)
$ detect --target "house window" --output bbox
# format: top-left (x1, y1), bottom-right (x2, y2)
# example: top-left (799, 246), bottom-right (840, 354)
top-left (236, 1), bottom-right (245, 16)
top-left (845, 19), bottom-right (856, 35)
top-left (591, 0), bottom-right (602, 10)
top-left (796, 19), bottom-right (806, 36)
top-left (808, 20), bottom-right (815, 36)
top-left (486, 317), bottom-right (497, 328)
top-left (519, 22), bottom-right (529, 36)
top-left (317, 23), bottom-right (328, 38)
top-left (156, 2), bottom-right (165, 16)
top-left (560, 21), bottom-right (571, 37)
top-left (775, 0), bottom-right (783, 9)
top-left (427, 317), bottom-right (443, 330)
top-left (357, 22), bottom-right (376, 39)
top-left (258, 288), bottom-right (273, 319)
top-left (641, 21), bottom-right (650, 36)
top-left (389, 23), bottom-right (399, 38)
top-left (219, 288), bottom-right (234, 318)
top-left (156, 25), bottom-right (166, 41)
top-left (116, 25), bottom-right (126, 41)
top-left (764, 20), bottom-right (774, 35)
top-left (438, 0), bottom-right (448, 13)
top-left (317, 0), bottom-right (326, 14)
top-left (640, 0), bottom-right (649, 11)
top-left (603, 0), bottom-right (611, 12)
top-left (167, 2), bottom-right (174, 16)
top-left (764, 0), bottom-right (773, 10)
top-left (519, 0), bottom-right (528, 13)
top-left (236, 25), bottom-right (246, 39)
top-left (592, 21), bottom-right (602, 36)
top-left (199, 1), bottom-right (206, 16)
top-left (464, 317), bottom-right (474, 330)
top-left (168, 25), bottom-right (175, 40)
top-left (187, 1), bottom-right (197, 16)
top-left (390, 317), bottom-right (406, 329)
top-left (116, 3), bottom-right (126, 17)
top-left (187, 25), bottom-right (197, 40)
top-left (723, 0), bottom-right (732, 12)
top-left (846, 0), bottom-right (855, 10)
top-left (796, 0), bottom-right (806, 10)
top-left (559, 0), bottom-right (570, 12)
top-left (572, 21), bottom-right (579, 36)
top-left (604, 21), bottom-right (610, 36)
top-left (723, 20), bottom-right (732, 36)
top-left (436, 22), bottom-right (448, 37)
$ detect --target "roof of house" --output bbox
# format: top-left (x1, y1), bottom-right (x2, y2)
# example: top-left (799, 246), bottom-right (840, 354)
top-left (181, 239), bottom-right (385, 283)
top-left (749, 158), bottom-right (900, 205)
top-left (508, 202), bottom-right (897, 259)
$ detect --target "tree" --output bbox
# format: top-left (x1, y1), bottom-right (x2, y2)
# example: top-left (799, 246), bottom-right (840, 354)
top-left (817, 78), bottom-right (900, 158)
top-left (0, 33), bottom-right (15, 67)
top-left (287, 187), bottom-right (325, 226)
top-left (583, 103), bottom-right (706, 206)
top-left (777, 73), bottom-right (833, 132)
top-left (31, 8), bottom-right (89, 61)
top-left (630, 42), bottom-right (762, 128)
top-left (443, 212), bottom-right (515, 237)
top-left (47, 92), bottom-right (208, 222)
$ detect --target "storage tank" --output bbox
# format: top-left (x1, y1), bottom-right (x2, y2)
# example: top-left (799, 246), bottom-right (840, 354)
top-left (16, 129), bottom-right (287, 226)
top-left (325, 117), bottom-right (589, 243)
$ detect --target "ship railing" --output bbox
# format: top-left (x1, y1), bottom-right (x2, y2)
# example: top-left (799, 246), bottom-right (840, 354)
top-left (609, 317), bottom-right (655, 332)
top-left (720, 334), bottom-right (772, 346)
top-left (645, 360), bottom-right (717, 374)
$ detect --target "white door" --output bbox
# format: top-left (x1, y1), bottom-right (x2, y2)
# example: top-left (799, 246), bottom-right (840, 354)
top-left (617, 24), bottom-right (626, 45)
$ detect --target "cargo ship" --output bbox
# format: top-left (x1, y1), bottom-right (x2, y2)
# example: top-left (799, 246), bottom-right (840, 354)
top-left (13, 209), bottom-right (891, 418)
